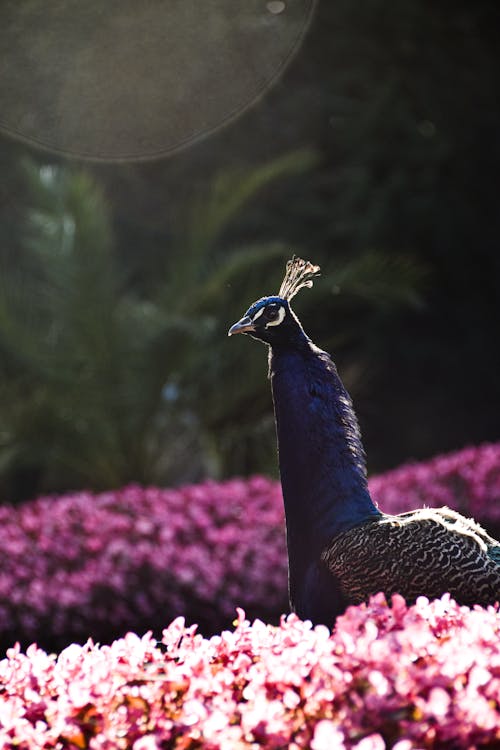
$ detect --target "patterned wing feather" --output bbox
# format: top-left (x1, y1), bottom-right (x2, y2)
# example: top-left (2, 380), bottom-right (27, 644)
top-left (321, 507), bottom-right (500, 607)
top-left (488, 545), bottom-right (500, 566)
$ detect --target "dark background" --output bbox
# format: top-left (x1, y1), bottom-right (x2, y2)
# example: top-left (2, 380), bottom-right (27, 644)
top-left (0, 0), bottom-right (499, 503)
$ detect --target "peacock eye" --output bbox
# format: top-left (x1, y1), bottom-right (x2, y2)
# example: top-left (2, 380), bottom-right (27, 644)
top-left (264, 303), bottom-right (286, 328)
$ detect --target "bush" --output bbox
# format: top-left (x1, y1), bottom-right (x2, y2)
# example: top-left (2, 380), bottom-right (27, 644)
top-left (369, 442), bottom-right (500, 533)
top-left (0, 443), bottom-right (499, 652)
top-left (0, 477), bottom-right (287, 651)
top-left (1, 595), bottom-right (499, 749)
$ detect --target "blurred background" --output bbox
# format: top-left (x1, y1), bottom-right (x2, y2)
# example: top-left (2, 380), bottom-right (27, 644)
top-left (0, 0), bottom-right (499, 505)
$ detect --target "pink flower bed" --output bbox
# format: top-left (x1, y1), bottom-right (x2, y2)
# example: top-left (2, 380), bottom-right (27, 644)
top-left (0, 478), bottom-right (288, 650)
top-left (0, 442), bottom-right (498, 650)
top-left (369, 442), bottom-right (500, 523)
top-left (1, 595), bottom-right (499, 749)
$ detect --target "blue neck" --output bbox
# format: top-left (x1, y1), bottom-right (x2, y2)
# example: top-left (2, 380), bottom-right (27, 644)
top-left (269, 336), bottom-right (381, 611)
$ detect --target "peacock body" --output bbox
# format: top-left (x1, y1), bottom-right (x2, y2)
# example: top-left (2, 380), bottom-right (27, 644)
top-left (229, 258), bottom-right (500, 624)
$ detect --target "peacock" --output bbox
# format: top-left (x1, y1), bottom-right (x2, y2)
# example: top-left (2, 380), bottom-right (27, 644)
top-left (228, 257), bottom-right (500, 625)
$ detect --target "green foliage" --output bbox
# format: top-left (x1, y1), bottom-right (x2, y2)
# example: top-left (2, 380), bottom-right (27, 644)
top-left (0, 153), bottom-right (319, 496)
top-left (0, 163), bottom-right (169, 490)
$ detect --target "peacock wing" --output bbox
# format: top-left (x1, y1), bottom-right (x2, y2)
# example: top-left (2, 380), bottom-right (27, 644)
top-left (321, 508), bottom-right (500, 608)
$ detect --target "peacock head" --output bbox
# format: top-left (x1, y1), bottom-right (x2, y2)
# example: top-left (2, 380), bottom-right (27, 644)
top-left (228, 257), bottom-right (320, 346)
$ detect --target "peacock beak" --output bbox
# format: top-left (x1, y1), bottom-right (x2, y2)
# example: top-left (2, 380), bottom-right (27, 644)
top-left (228, 315), bottom-right (255, 336)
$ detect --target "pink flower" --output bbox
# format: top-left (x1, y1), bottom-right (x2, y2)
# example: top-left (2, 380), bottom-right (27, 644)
top-left (311, 720), bottom-right (345, 749)
top-left (0, 597), bottom-right (500, 748)
top-left (353, 735), bottom-right (386, 750)
top-left (133, 737), bottom-right (161, 750)
top-left (425, 687), bottom-right (450, 718)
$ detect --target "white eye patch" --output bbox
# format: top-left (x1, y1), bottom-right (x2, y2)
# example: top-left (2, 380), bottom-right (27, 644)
top-left (265, 305), bottom-right (286, 328)
top-left (251, 306), bottom-right (266, 322)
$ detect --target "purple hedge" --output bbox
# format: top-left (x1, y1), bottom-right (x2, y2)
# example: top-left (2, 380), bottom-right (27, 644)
top-left (0, 478), bottom-right (288, 650)
top-left (369, 442), bottom-right (500, 525)
top-left (0, 443), bottom-right (499, 650)
top-left (1, 595), bottom-right (499, 749)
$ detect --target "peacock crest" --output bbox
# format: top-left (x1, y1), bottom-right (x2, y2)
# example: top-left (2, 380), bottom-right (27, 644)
top-left (278, 256), bottom-right (321, 301)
